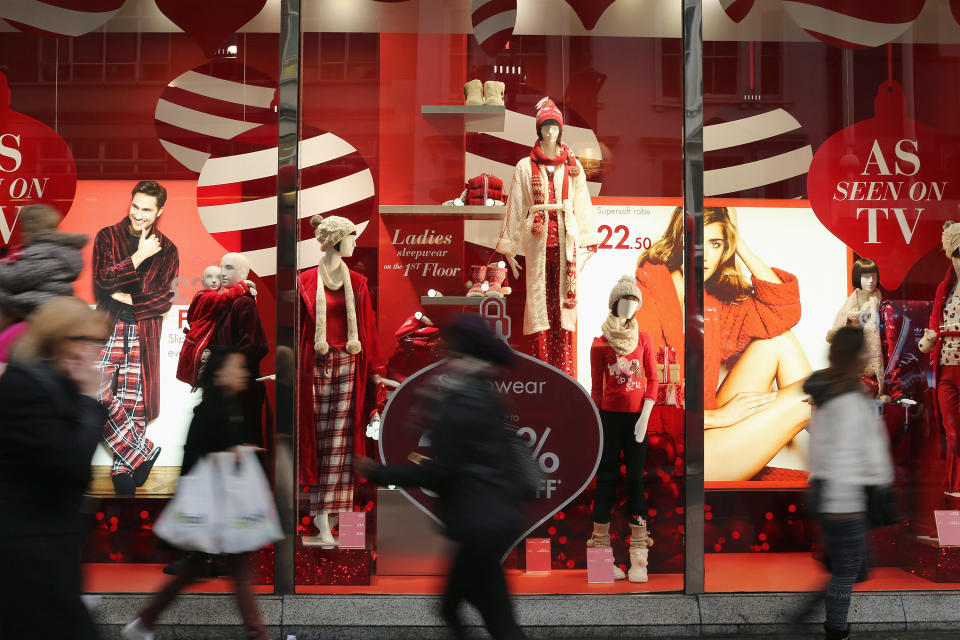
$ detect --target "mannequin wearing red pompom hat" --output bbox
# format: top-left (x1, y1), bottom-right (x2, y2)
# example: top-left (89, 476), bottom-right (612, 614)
top-left (495, 97), bottom-right (600, 376)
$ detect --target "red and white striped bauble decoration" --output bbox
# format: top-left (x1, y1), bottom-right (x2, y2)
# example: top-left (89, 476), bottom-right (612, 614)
top-left (196, 124), bottom-right (374, 278)
top-left (720, 0), bottom-right (755, 23)
top-left (781, 0), bottom-right (926, 49)
top-left (703, 107), bottom-right (812, 198)
top-left (471, 0), bottom-right (517, 57)
top-left (155, 60), bottom-right (276, 173)
top-left (563, 0), bottom-right (617, 30)
top-left (0, 0), bottom-right (125, 37)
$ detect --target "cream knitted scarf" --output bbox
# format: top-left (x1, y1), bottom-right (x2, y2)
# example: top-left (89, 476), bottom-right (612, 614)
top-left (315, 259), bottom-right (361, 356)
top-left (601, 314), bottom-right (639, 355)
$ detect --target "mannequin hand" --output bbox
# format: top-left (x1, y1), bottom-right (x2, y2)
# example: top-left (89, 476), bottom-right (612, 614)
top-left (243, 279), bottom-right (258, 296)
top-left (635, 398), bottom-right (654, 443)
top-left (504, 254), bottom-right (522, 279)
top-left (918, 328), bottom-right (938, 354)
top-left (373, 374), bottom-right (400, 389)
top-left (578, 247), bottom-right (594, 272)
top-left (634, 415), bottom-right (649, 443)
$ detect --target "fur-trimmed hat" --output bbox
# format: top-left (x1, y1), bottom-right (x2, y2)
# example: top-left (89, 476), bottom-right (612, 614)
top-left (311, 214), bottom-right (356, 251)
top-left (536, 97), bottom-right (563, 131)
top-left (944, 221), bottom-right (960, 257)
top-left (608, 274), bottom-right (642, 309)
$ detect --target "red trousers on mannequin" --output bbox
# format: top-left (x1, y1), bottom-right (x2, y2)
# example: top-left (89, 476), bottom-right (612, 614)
top-left (937, 365), bottom-right (960, 493)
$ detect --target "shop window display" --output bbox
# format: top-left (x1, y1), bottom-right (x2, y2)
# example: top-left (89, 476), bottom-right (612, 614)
top-left (3, 0), bottom-right (959, 602)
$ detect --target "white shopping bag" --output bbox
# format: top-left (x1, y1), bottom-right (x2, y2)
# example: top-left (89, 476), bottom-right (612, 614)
top-left (217, 447), bottom-right (283, 554)
top-left (154, 456), bottom-right (221, 553)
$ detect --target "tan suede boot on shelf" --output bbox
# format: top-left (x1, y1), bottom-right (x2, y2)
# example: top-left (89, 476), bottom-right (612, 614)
top-left (628, 522), bottom-right (654, 583)
top-left (464, 79), bottom-right (483, 105)
top-left (483, 80), bottom-right (505, 106)
top-left (586, 522), bottom-right (626, 580)
top-left (466, 265), bottom-right (488, 297)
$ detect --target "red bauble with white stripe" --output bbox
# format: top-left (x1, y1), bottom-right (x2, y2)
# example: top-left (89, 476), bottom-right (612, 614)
top-left (196, 124), bottom-right (374, 278)
top-left (471, 0), bottom-right (517, 57)
top-left (563, 0), bottom-right (617, 30)
top-left (155, 0), bottom-right (267, 58)
top-left (155, 60), bottom-right (276, 174)
top-left (720, 0), bottom-right (755, 24)
top-left (0, 0), bottom-right (125, 38)
top-left (703, 105), bottom-right (812, 199)
top-left (781, 0), bottom-right (926, 49)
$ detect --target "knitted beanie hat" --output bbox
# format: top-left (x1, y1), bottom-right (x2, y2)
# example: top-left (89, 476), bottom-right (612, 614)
top-left (944, 221), bottom-right (960, 257)
top-left (608, 274), bottom-right (642, 310)
top-left (311, 214), bottom-right (356, 251)
top-left (536, 97), bottom-right (563, 131)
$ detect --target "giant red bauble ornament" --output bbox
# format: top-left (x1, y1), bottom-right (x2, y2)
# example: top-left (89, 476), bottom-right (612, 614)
top-left (379, 354), bottom-right (603, 560)
top-left (807, 81), bottom-right (958, 289)
top-left (197, 123), bottom-right (374, 279)
top-left (721, 0), bottom-right (755, 23)
top-left (781, 0), bottom-right (926, 49)
top-left (0, 0), bottom-right (126, 38)
top-left (0, 72), bottom-right (78, 249)
top-left (155, 60), bottom-right (276, 173)
top-left (156, 0), bottom-right (267, 57)
top-left (564, 0), bottom-right (617, 30)
top-left (471, 0), bottom-right (517, 56)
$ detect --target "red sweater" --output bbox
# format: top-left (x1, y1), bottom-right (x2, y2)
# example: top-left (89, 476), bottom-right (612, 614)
top-left (704, 268), bottom-right (801, 409)
top-left (590, 332), bottom-right (659, 413)
top-left (176, 282), bottom-right (252, 386)
top-left (635, 261), bottom-right (684, 379)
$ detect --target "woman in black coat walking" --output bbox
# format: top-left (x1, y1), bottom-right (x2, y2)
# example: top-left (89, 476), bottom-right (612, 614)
top-left (356, 314), bottom-right (529, 640)
top-left (0, 297), bottom-right (110, 640)
top-left (122, 347), bottom-right (269, 640)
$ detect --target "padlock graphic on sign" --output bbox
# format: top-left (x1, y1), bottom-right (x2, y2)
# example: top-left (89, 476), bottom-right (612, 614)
top-left (480, 297), bottom-right (512, 340)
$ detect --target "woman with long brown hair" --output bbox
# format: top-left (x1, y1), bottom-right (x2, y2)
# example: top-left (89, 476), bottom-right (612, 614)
top-left (635, 206), bottom-right (812, 480)
top-left (803, 326), bottom-right (893, 640)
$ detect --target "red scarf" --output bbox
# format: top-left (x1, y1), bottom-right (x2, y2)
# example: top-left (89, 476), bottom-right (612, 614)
top-left (529, 141), bottom-right (579, 204)
top-left (529, 141), bottom-right (581, 310)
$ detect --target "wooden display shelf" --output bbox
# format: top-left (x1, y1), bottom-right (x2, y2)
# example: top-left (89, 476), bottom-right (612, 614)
top-left (379, 204), bottom-right (505, 220)
top-left (420, 104), bottom-right (505, 131)
top-left (420, 296), bottom-right (484, 307)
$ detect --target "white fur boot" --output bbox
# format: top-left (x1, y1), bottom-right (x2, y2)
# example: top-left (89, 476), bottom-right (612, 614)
top-left (587, 522), bottom-right (626, 580)
top-left (464, 79), bottom-right (483, 105)
top-left (628, 522), bottom-right (654, 583)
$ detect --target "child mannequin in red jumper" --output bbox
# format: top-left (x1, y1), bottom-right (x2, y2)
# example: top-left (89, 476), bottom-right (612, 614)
top-left (176, 266), bottom-right (256, 388)
top-left (588, 275), bottom-right (658, 582)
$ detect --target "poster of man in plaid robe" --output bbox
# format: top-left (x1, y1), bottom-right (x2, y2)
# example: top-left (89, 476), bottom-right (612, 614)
top-left (92, 180), bottom-right (179, 494)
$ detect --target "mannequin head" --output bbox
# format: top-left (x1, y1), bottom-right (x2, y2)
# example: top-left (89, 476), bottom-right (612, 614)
top-left (219, 253), bottom-right (250, 288)
top-left (311, 214), bottom-right (358, 256)
top-left (538, 120), bottom-right (562, 146)
top-left (202, 265), bottom-right (222, 289)
top-left (535, 97), bottom-right (563, 146)
top-left (615, 296), bottom-right (640, 319)
top-left (608, 274), bottom-right (642, 318)
top-left (851, 258), bottom-right (879, 293)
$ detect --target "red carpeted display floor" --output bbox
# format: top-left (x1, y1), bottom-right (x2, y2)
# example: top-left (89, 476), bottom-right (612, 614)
top-left (84, 553), bottom-right (960, 594)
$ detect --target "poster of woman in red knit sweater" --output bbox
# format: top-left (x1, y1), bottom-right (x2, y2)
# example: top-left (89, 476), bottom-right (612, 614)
top-left (635, 206), bottom-right (813, 481)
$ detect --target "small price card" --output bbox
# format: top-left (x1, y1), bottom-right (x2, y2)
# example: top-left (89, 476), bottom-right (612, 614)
top-left (338, 512), bottom-right (366, 548)
top-left (525, 538), bottom-right (551, 573)
top-left (587, 547), bottom-right (615, 583)
top-left (935, 510), bottom-right (960, 546)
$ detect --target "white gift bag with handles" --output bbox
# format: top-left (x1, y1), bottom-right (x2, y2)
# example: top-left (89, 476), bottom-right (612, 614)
top-left (217, 446), bottom-right (283, 554)
top-left (154, 456), bottom-right (222, 553)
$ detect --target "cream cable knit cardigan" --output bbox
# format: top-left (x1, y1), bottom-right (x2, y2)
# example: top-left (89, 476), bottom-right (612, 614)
top-left (828, 289), bottom-right (884, 394)
top-left (497, 156), bottom-right (601, 335)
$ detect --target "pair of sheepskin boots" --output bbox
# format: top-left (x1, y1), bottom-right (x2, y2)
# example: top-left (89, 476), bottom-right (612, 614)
top-left (586, 521), bottom-right (654, 583)
top-left (464, 79), bottom-right (505, 105)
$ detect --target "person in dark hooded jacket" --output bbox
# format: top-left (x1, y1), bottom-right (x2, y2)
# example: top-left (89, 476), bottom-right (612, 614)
top-left (0, 204), bottom-right (88, 363)
top-left (356, 313), bottom-right (528, 640)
